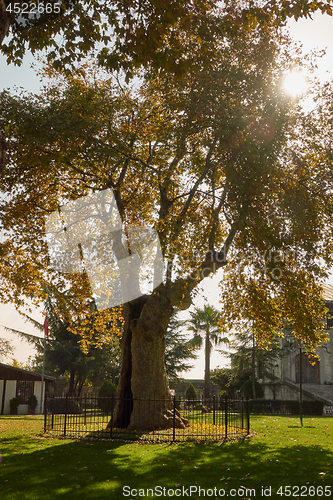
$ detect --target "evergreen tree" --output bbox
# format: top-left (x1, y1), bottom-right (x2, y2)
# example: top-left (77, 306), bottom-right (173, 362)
top-left (0, 337), bottom-right (13, 361)
top-left (165, 310), bottom-right (199, 381)
top-left (98, 379), bottom-right (117, 414)
top-left (5, 290), bottom-right (122, 396)
top-left (185, 382), bottom-right (198, 401)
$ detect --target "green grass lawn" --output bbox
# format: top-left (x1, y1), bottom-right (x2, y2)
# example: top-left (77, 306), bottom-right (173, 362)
top-left (1, 415), bottom-right (333, 499)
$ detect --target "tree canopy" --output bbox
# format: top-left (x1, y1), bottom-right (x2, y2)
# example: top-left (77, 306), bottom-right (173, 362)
top-left (1, 13), bottom-right (333, 428)
top-left (1, 0), bottom-right (332, 79)
top-left (1, 23), bottom-right (332, 349)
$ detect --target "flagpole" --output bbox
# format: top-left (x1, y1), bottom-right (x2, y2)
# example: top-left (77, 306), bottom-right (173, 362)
top-left (40, 314), bottom-right (48, 415)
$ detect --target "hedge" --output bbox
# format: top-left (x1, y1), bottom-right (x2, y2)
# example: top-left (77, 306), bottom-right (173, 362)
top-left (249, 399), bottom-right (324, 415)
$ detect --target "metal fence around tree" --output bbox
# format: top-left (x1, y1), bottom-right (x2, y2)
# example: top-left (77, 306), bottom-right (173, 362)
top-left (44, 394), bottom-right (250, 442)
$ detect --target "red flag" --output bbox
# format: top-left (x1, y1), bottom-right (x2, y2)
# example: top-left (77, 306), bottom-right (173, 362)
top-left (43, 313), bottom-right (49, 338)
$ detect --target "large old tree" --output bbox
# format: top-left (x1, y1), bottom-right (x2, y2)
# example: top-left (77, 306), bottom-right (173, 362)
top-left (1, 11), bottom-right (333, 429)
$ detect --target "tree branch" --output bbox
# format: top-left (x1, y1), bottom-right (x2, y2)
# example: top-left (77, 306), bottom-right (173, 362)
top-left (165, 222), bottom-right (238, 310)
top-left (171, 136), bottom-right (218, 242)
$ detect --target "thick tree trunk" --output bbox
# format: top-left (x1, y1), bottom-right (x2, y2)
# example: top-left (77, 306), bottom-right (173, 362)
top-left (111, 299), bottom-right (141, 428)
top-left (111, 292), bottom-right (188, 431)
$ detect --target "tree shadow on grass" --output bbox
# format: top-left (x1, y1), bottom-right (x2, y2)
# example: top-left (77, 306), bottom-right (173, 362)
top-left (1, 434), bottom-right (333, 499)
top-left (287, 424), bottom-right (315, 429)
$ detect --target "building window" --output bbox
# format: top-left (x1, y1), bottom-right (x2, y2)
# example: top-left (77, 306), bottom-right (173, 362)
top-left (16, 381), bottom-right (34, 404)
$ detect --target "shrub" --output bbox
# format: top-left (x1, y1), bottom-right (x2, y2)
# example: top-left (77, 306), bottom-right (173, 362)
top-left (9, 397), bottom-right (20, 409)
top-left (240, 379), bottom-right (264, 399)
top-left (28, 394), bottom-right (38, 409)
top-left (185, 382), bottom-right (198, 403)
top-left (98, 380), bottom-right (117, 415)
top-left (47, 398), bottom-right (82, 414)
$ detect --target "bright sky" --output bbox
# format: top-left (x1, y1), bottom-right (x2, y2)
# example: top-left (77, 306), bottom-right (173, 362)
top-left (1, 11), bottom-right (333, 379)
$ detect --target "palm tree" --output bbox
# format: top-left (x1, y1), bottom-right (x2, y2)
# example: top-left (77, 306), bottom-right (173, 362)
top-left (188, 304), bottom-right (226, 400)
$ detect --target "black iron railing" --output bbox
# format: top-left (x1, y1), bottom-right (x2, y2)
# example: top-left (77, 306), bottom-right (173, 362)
top-left (44, 394), bottom-right (250, 442)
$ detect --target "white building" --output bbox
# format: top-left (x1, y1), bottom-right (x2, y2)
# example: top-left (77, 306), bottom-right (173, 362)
top-left (0, 362), bottom-right (55, 415)
top-left (260, 284), bottom-right (333, 405)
